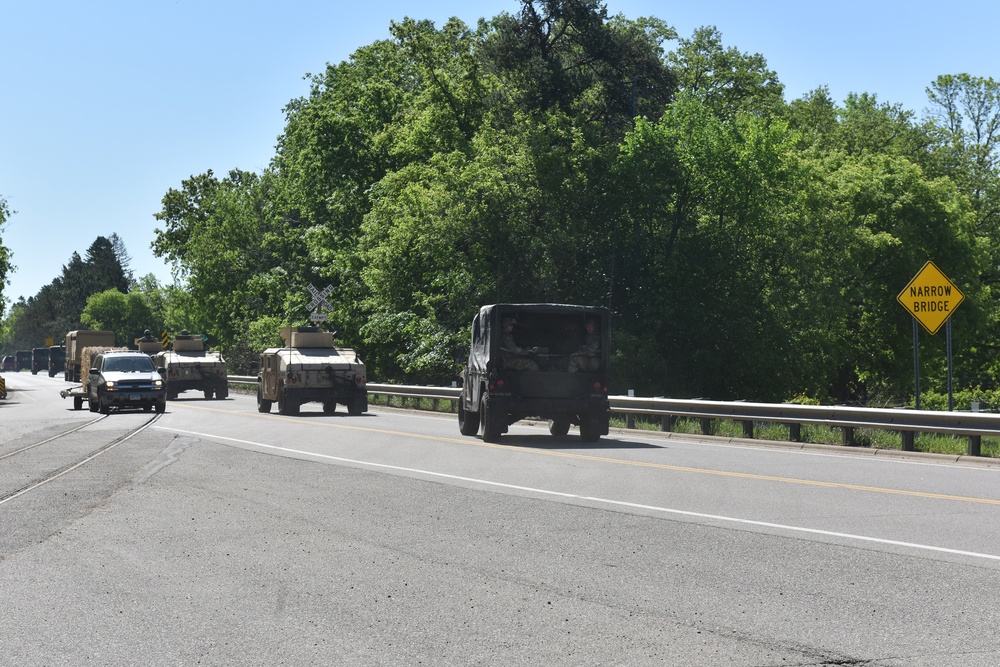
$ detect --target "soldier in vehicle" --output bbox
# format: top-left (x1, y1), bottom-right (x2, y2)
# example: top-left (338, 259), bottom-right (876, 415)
top-left (501, 317), bottom-right (539, 371)
top-left (568, 317), bottom-right (600, 373)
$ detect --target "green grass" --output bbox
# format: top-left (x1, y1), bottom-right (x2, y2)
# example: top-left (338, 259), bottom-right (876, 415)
top-left (609, 414), bottom-right (1000, 457)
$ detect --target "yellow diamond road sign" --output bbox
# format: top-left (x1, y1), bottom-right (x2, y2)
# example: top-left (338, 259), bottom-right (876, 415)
top-left (897, 261), bottom-right (964, 335)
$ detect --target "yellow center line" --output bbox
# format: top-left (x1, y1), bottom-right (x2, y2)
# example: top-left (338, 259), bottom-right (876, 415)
top-left (169, 403), bottom-right (1000, 507)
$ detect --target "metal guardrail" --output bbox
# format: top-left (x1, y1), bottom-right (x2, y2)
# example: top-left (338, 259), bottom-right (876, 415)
top-left (226, 377), bottom-right (1000, 456)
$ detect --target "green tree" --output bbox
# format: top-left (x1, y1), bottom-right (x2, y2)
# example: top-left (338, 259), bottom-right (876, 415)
top-left (666, 25), bottom-right (784, 120)
top-left (153, 169), bottom-right (295, 349)
top-left (80, 289), bottom-right (156, 348)
top-left (0, 196), bottom-right (14, 315)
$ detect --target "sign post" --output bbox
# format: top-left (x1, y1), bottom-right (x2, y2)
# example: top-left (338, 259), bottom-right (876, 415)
top-left (896, 261), bottom-right (964, 410)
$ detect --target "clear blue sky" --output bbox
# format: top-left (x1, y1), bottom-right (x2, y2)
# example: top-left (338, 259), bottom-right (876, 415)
top-left (2, 0), bottom-right (996, 310)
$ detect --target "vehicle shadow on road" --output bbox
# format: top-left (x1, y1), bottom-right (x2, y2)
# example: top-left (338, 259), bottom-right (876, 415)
top-left (486, 433), bottom-right (662, 450)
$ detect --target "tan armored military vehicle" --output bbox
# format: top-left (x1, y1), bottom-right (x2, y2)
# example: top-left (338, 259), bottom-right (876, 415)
top-left (257, 326), bottom-right (367, 416)
top-left (135, 330), bottom-right (163, 356)
top-left (153, 331), bottom-right (228, 400)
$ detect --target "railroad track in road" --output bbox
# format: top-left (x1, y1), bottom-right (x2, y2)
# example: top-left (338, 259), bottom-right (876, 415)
top-left (0, 413), bottom-right (162, 505)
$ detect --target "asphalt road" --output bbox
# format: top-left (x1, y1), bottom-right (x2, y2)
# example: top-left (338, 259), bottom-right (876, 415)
top-left (3, 371), bottom-right (1000, 666)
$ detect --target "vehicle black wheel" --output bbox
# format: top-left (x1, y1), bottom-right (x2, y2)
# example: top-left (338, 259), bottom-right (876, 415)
top-left (548, 418), bottom-right (571, 437)
top-left (143, 404), bottom-right (153, 412)
top-left (480, 395), bottom-right (502, 443)
top-left (347, 393), bottom-right (367, 416)
top-left (323, 401), bottom-right (337, 415)
top-left (88, 389), bottom-right (99, 413)
top-left (98, 393), bottom-right (110, 415)
top-left (155, 399), bottom-right (166, 414)
top-left (216, 386), bottom-right (228, 399)
top-left (204, 388), bottom-right (214, 400)
top-left (579, 414), bottom-right (601, 442)
top-left (74, 396), bottom-right (83, 411)
top-left (458, 398), bottom-right (480, 436)
top-left (278, 386), bottom-right (299, 416)
top-left (257, 384), bottom-right (272, 413)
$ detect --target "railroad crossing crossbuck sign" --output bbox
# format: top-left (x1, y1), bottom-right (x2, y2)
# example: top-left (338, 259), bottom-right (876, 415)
top-left (306, 284), bottom-right (334, 323)
top-left (896, 261), bottom-right (964, 335)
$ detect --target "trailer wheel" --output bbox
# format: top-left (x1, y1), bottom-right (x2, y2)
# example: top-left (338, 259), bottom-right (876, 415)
top-left (73, 396), bottom-right (83, 411)
top-left (204, 388), bottom-right (214, 400)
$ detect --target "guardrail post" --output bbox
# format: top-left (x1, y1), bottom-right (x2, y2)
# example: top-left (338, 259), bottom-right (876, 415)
top-left (700, 418), bottom-right (712, 435)
top-left (968, 435), bottom-right (982, 457)
top-left (626, 413), bottom-right (636, 429)
top-left (741, 420), bottom-right (754, 438)
top-left (901, 431), bottom-right (915, 451)
top-left (660, 415), bottom-right (674, 432)
top-left (842, 427), bottom-right (855, 447)
top-left (789, 423), bottom-right (802, 442)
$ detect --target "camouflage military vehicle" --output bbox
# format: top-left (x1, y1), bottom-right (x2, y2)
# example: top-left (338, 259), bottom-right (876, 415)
top-left (153, 331), bottom-right (228, 400)
top-left (458, 303), bottom-right (611, 443)
top-left (65, 330), bottom-right (116, 381)
top-left (135, 330), bottom-right (163, 356)
top-left (257, 326), bottom-right (367, 416)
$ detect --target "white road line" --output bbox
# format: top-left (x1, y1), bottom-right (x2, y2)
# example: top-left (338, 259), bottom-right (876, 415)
top-left (157, 426), bottom-right (1000, 562)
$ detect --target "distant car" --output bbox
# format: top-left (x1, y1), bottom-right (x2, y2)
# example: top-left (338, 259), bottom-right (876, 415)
top-left (87, 351), bottom-right (166, 414)
top-left (1, 355), bottom-right (14, 372)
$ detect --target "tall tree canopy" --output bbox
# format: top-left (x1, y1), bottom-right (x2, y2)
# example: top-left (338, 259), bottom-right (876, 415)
top-left (0, 195), bottom-right (14, 314)
top-left (139, 0), bottom-right (1000, 405)
top-left (1, 234), bottom-right (135, 352)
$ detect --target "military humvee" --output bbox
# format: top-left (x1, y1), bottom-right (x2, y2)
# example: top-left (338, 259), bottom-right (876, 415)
top-left (458, 303), bottom-right (611, 442)
top-left (256, 326), bottom-right (367, 416)
top-left (153, 331), bottom-right (228, 400)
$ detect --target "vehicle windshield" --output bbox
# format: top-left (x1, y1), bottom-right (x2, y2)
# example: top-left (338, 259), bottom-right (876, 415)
top-left (103, 356), bottom-right (154, 373)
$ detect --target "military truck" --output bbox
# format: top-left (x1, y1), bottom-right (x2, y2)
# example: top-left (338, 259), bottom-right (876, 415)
top-left (65, 330), bottom-right (116, 381)
top-left (47, 346), bottom-right (66, 377)
top-left (256, 326), bottom-right (367, 416)
top-left (457, 303), bottom-right (611, 443)
top-left (31, 347), bottom-right (49, 375)
top-left (15, 350), bottom-right (31, 372)
top-left (153, 331), bottom-right (228, 400)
